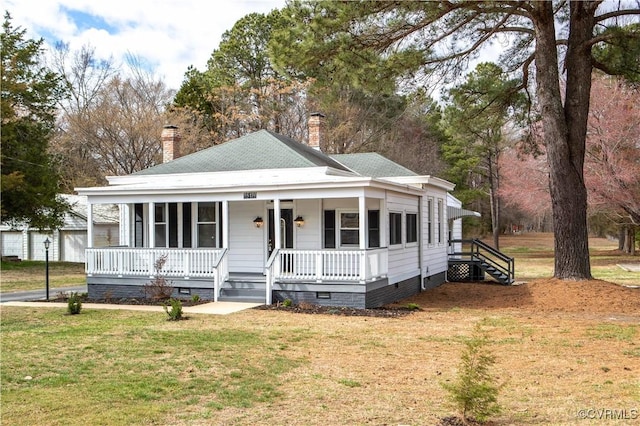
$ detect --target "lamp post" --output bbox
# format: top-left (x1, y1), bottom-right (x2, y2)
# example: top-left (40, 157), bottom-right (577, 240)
top-left (44, 238), bottom-right (50, 301)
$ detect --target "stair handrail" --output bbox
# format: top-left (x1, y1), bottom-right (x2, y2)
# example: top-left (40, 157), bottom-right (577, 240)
top-left (264, 249), bottom-right (280, 305)
top-left (212, 248), bottom-right (228, 302)
top-left (471, 239), bottom-right (515, 284)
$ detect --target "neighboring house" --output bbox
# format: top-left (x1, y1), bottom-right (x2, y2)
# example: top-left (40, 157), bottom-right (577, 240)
top-left (76, 116), bottom-right (483, 308)
top-left (0, 195), bottom-right (119, 263)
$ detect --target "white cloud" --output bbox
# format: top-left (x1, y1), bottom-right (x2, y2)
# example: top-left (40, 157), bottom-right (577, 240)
top-left (4, 0), bottom-right (286, 90)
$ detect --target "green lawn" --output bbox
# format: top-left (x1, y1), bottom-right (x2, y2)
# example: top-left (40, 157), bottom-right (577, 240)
top-left (1, 308), bottom-right (303, 425)
top-left (1, 261), bottom-right (86, 293)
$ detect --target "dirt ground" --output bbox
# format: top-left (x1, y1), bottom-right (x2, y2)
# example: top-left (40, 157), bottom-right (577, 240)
top-left (404, 278), bottom-right (640, 318)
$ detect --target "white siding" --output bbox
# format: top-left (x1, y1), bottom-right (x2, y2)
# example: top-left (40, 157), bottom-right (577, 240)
top-left (228, 201), bottom-right (265, 273)
top-left (386, 192), bottom-right (420, 283)
top-left (294, 199), bottom-right (321, 250)
top-left (421, 189), bottom-right (449, 277)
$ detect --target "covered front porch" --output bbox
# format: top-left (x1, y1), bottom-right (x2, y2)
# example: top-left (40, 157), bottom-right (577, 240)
top-left (85, 245), bottom-right (389, 304)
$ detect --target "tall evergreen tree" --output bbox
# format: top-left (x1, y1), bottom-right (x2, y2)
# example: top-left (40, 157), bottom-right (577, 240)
top-left (273, 0), bottom-right (640, 281)
top-left (1, 12), bottom-right (68, 230)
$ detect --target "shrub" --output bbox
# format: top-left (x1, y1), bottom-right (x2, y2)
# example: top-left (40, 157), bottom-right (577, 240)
top-left (163, 299), bottom-right (184, 321)
top-left (282, 298), bottom-right (293, 307)
top-left (67, 292), bottom-right (82, 315)
top-left (143, 255), bottom-right (173, 300)
top-left (191, 294), bottom-right (201, 303)
top-left (406, 302), bottom-right (421, 310)
top-left (442, 321), bottom-right (502, 423)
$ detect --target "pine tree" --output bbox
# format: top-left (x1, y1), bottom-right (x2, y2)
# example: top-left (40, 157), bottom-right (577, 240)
top-left (1, 12), bottom-right (68, 229)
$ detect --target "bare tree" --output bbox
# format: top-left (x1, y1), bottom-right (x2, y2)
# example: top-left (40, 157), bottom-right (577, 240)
top-left (51, 47), bottom-right (174, 188)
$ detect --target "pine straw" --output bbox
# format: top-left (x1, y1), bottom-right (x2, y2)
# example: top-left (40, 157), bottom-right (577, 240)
top-left (171, 279), bottom-right (639, 425)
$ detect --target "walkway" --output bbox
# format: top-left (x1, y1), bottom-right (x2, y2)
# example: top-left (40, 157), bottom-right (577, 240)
top-left (1, 301), bottom-right (261, 315)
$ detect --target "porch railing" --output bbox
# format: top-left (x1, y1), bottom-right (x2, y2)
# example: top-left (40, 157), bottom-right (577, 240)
top-left (265, 248), bottom-right (388, 305)
top-left (85, 247), bottom-right (227, 279)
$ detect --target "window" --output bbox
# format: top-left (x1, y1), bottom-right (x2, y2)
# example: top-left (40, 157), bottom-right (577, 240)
top-left (389, 212), bottom-right (402, 245)
top-left (437, 199), bottom-right (444, 244)
top-left (368, 210), bottom-right (380, 248)
top-left (427, 198), bottom-right (434, 245)
top-left (154, 204), bottom-right (167, 247)
top-left (197, 202), bottom-right (217, 247)
top-left (339, 212), bottom-right (359, 246)
top-left (168, 203), bottom-right (178, 247)
top-left (182, 203), bottom-right (192, 248)
top-left (323, 210), bottom-right (336, 248)
top-left (406, 213), bottom-right (418, 244)
top-left (134, 203), bottom-right (145, 247)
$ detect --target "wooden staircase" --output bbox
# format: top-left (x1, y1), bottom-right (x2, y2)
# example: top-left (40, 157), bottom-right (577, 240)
top-left (448, 239), bottom-right (515, 285)
top-left (218, 273), bottom-right (266, 303)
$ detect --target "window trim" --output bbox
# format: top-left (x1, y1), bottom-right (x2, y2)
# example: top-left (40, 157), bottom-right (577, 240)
top-left (389, 211), bottom-right (403, 247)
top-left (405, 212), bottom-right (418, 246)
top-left (427, 198), bottom-right (434, 246)
top-left (337, 209), bottom-right (360, 248)
top-left (196, 202), bottom-right (218, 248)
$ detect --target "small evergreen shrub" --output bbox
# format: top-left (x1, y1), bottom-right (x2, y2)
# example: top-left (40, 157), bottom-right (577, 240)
top-left (282, 298), bottom-right (293, 307)
top-left (163, 298), bottom-right (184, 321)
top-left (191, 294), bottom-right (201, 303)
top-left (67, 292), bottom-right (82, 315)
top-left (442, 321), bottom-right (502, 423)
top-left (406, 303), bottom-right (421, 310)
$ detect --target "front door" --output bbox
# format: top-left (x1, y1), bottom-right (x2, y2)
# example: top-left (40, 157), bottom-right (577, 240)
top-left (267, 208), bottom-right (293, 257)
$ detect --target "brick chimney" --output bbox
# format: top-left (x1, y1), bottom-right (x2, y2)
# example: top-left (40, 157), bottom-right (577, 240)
top-left (308, 112), bottom-right (325, 151)
top-left (162, 125), bottom-right (181, 163)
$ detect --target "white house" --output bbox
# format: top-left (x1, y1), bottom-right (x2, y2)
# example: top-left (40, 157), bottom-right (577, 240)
top-left (76, 115), bottom-right (494, 308)
top-left (0, 195), bottom-right (119, 263)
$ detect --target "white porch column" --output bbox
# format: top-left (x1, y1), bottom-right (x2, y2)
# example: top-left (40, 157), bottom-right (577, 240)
top-left (119, 204), bottom-right (130, 246)
top-left (148, 202), bottom-right (155, 247)
top-left (87, 201), bottom-right (94, 247)
top-left (222, 201), bottom-right (229, 249)
top-left (359, 195), bottom-right (366, 250)
top-left (274, 199), bottom-right (281, 250)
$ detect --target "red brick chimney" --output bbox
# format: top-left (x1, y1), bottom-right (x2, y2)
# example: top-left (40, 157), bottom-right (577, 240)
top-left (162, 125), bottom-right (181, 163)
top-left (308, 112), bottom-right (325, 151)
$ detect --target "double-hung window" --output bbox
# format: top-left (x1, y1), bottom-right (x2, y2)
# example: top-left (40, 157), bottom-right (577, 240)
top-left (339, 212), bottom-right (359, 247)
top-left (389, 212), bottom-right (402, 246)
top-left (406, 213), bottom-right (418, 244)
top-left (197, 202), bottom-right (217, 247)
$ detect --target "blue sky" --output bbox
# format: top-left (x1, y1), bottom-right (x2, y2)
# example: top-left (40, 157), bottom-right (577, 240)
top-left (5, 0), bottom-right (286, 90)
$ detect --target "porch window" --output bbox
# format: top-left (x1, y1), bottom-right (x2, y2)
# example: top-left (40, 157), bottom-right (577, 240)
top-left (155, 204), bottom-right (167, 247)
top-left (323, 210), bottom-right (336, 248)
top-left (134, 203), bottom-right (144, 247)
top-left (389, 212), bottom-right (402, 246)
top-left (182, 203), bottom-right (192, 247)
top-left (406, 213), bottom-right (418, 244)
top-left (339, 212), bottom-right (359, 247)
top-left (368, 210), bottom-right (380, 248)
top-left (197, 202), bottom-right (217, 247)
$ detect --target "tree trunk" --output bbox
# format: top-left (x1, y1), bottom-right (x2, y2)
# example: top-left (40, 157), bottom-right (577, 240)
top-left (532, 2), bottom-right (594, 280)
top-left (488, 153), bottom-right (500, 250)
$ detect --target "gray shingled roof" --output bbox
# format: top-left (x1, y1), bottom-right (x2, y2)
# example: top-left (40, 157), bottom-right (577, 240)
top-left (135, 130), bottom-right (351, 175)
top-left (330, 153), bottom-right (418, 178)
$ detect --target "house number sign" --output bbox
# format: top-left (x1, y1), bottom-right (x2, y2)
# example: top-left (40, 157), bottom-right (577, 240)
top-left (243, 192), bottom-right (257, 199)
